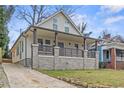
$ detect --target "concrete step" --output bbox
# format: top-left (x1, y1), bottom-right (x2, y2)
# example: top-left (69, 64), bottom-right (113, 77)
top-left (2, 58), bottom-right (12, 63)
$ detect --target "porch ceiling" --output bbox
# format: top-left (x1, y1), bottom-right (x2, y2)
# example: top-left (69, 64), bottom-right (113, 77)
top-left (36, 28), bottom-right (96, 45)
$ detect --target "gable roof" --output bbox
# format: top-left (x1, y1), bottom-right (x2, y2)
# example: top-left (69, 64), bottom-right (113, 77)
top-left (37, 10), bottom-right (82, 35)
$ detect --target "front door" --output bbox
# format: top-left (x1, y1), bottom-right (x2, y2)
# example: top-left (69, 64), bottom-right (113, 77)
top-left (58, 42), bottom-right (64, 56)
top-left (103, 50), bottom-right (110, 62)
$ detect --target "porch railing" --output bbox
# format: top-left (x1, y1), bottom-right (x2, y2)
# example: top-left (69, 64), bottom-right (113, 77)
top-left (59, 48), bottom-right (84, 57)
top-left (116, 50), bottom-right (124, 61)
top-left (116, 57), bottom-right (124, 61)
top-left (38, 45), bottom-right (97, 58)
top-left (38, 45), bottom-right (54, 55)
top-left (87, 50), bottom-right (96, 58)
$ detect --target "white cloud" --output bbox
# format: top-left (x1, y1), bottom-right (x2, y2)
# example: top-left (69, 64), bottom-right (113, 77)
top-left (104, 16), bottom-right (124, 25)
top-left (101, 5), bottom-right (124, 13)
top-left (97, 5), bottom-right (124, 16)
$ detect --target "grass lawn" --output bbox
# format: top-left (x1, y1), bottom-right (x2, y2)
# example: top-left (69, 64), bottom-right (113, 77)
top-left (37, 69), bottom-right (124, 88)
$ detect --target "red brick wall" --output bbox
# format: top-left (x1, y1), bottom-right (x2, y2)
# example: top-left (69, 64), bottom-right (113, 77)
top-left (116, 62), bottom-right (124, 69)
top-left (106, 48), bottom-right (116, 69)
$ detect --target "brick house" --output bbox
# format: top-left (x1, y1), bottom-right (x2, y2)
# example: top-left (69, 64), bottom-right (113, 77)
top-left (98, 42), bottom-right (124, 69)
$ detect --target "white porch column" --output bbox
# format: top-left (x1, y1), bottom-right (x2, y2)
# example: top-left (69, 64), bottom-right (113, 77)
top-left (31, 44), bottom-right (39, 69)
top-left (84, 50), bottom-right (88, 58)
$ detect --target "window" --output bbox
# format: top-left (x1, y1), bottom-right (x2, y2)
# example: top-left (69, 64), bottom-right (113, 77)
top-left (53, 18), bottom-right (57, 23)
top-left (38, 39), bottom-right (43, 45)
top-left (16, 45), bottom-right (19, 56)
top-left (75, 44), bottom-right (78, 49)
top-left (106, 50), bottom-right (109, 59)
top-left (65, 27), bottom-right (69, 33)
top-left (22, 41), bottom-right (23, 52)
top-left (53, 24), bottom-right (57, 30)
top-left (45, 40), bottom-right (50, 45)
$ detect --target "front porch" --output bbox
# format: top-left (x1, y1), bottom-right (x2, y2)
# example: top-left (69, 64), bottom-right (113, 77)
top-left (103, 48), bottom-right (124, 69)
top-left (30, 27), bottom-right (99, 70)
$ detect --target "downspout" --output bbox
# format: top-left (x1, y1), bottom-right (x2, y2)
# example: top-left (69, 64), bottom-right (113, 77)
top-left (22, 33), bottom-right (27, 67)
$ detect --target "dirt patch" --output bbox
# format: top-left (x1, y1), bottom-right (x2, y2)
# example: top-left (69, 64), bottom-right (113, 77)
top-left (57, 77), bottom-right (111, 88)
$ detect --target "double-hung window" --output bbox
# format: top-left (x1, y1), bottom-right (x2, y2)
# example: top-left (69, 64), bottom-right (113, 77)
top-left (65, 27), bottom-right (69, 33)
top-left (53, 18), bottom-right (58, 30)
top-left (53, 24), bottom-right (57, 30)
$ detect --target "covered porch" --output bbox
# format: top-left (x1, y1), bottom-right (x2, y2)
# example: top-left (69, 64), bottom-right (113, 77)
top-left (102, 42), bottom-right (124, 69)
top-left (30, 26), bottom-right (99, 70)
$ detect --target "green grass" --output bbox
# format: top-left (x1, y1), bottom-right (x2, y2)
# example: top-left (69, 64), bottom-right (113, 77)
top-left (37, 69), bottom-right (124, 88)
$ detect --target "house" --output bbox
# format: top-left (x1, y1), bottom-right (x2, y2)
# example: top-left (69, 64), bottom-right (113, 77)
top-left (10, 11), bottom-right (99, 70)
top-left (98, 41), bottom-right (124, 70)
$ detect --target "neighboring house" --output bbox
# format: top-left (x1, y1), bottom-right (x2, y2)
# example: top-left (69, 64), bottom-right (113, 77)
top-left (90, 40), bottom-right (124, 70)
top-left (10, 11), bottom-right (99, 70)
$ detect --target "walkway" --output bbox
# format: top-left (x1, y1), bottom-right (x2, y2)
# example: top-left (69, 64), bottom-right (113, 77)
top-left (2, 63), bottom-right (75, 88)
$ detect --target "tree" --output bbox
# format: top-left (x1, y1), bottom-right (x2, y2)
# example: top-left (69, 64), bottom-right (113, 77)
top-left (77, 20), bottom-right (92, 37)
top-left (52, 5), bottom-right (80, 17)
top-left (111, 35), bottom-right (124, 43)
top-left (16, 5), bottom-right (81, 26)
top-left (99, 30), bottom-right (111, 40)
top-left (17, 5), bottom-right (48, 26)
top-left (0, 5), bottom-right (15, 57)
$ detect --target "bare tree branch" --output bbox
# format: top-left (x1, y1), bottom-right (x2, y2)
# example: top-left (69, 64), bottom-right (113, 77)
top-left (16, 5), bottom-right (47, 26)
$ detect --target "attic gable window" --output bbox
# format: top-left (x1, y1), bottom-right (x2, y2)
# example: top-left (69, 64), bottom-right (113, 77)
top-left (53, 18), bottom-right (57, 23)
top-left (65, 27), bottom-right (69, 33)
top-left (53, 24), bottom-right (58, 30)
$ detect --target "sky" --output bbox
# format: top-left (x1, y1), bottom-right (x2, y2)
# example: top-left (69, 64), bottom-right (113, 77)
top-left (8, 5), bottom-right (124, 49)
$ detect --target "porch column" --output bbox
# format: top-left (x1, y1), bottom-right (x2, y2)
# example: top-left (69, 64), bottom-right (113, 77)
top-left (54, 46), bottom-right (60, 70)
top-left (95, 40), bottom-right (98, 51)
top-left (54, 32), bottom-right (58, 46)
top-left (31, 44), bottom-right (39, 69)
top-left (33, 28), bottom-right (37, 44)
top-left (95, 51), bottom-right (99, 69)
top-left (110, 48), bottom-right (116, 69)
top-left (83, 50), bottom-right (88, 69)
top-left (83, 38), bottom-right (86, 50)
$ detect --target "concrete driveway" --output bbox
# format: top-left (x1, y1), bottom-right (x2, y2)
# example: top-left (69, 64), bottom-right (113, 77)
top-left (2, 63), bottom-right (75, 88)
